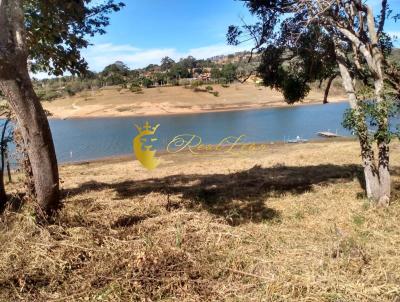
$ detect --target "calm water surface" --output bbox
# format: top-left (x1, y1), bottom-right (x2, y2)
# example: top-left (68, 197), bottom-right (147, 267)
top-left (48, 102), bottom-right (352, 163)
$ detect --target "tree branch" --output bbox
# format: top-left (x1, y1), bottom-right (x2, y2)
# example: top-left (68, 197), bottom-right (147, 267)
top-left (377, 0), bottom-right (388, 35)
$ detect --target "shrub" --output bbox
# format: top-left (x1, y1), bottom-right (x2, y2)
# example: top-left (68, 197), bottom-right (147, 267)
top-left (190, 80), bottom-right (204, 88)
top-left (37, 90), bottom-right (62, 101)
top-left (130, 84), bottom-right (143, 93)
top-left (170, 79), bottom-right (179, 86)
top-left (193, 87), bottom-right (207, 93)
top-left (179, 79), bottom-right (191, 86)
top-left (206, 86), bottom-right (213, 91)
top-left (211, 91), bottom-right (219, 97)
top-left (142, 77), bottom-right (153, 88)
top-left (221, 84), bottom-right (230, 88)
top-left (64, 82), bottom-right (84, 96)
top-left (218, 78), bottom-right (227, 85)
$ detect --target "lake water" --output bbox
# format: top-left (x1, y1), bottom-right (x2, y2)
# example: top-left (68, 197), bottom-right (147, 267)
top-left (48, 102), bottom-right (352, 163)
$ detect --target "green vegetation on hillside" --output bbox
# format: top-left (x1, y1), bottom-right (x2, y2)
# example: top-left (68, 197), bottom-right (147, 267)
top-left (29, 48), bottom-right (399, 103)
top-left (31, 52), bottom-right (258, 101)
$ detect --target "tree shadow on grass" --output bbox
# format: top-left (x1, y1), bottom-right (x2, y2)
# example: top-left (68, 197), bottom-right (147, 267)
top-left (63, 164), bottom-right (366, 226)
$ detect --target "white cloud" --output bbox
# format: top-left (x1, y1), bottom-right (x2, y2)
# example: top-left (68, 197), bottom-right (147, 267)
top-left (81, 42), bottom-right (252, 72)
top-left (94, 43), bottom-right (140, 52)
top-left (83, 45), bottom-right (179, 71)
top-left (387, 31), bottom-right (400, 38)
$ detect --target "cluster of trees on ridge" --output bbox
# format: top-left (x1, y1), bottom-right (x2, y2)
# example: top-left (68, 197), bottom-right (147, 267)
top-left (30, 54), bottom-right (257, 101)
top-left (31, 47), bottom-right (400, 104)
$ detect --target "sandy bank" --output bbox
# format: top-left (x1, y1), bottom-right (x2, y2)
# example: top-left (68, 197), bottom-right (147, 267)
top-left (43, 83), bottom-right (347, 119)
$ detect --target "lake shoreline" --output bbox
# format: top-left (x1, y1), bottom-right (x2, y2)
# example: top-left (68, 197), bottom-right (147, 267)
top-left (59, 136), bottom-right (356, 167)
top-left (48, 98), bottom-right (349, 120)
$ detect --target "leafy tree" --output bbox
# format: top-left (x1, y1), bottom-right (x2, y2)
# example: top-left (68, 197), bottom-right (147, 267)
top-left (129, 69), bottom-right (140, 79)
top-left (229, 0), bottom-right (399, 204)
top-left (84, 70), bottom-right (97, 79)
top-left (220, 63), bottom-right (237, 83)
top-left (180, 56), bottom-right (197, 75)
top-left (196, 59), bottom-right (216, 68)
top-left (101, 62), bottom-right (130, 86)
top-left (161, 56), bottom-right (175, 71)
top-left (211, 67), bottom-right (222, 79)
top-left (144, 64), bottom-right (160, 72)
top-left (141, 77), bottom-right (154, 88)
top-left (0, 0), bottom-right (124, 217)
top-left (103, 62), bottom-right (129, 75)
top-left (153, 72), bottom-right (168, 85)
top-left (229, 19), bottom-right (338, 103)
top-left (193, 68), bottom-right (203, 75)
top-left (168, 63), bottom-right (191, 80)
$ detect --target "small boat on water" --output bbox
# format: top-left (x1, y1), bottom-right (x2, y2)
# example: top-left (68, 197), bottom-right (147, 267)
top-left (287, 136), bottom-right (309, 143)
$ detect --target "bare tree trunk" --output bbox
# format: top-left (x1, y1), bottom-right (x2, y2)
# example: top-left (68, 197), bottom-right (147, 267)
top-left (323, 75), bottom-right (336, 104)
top-left (368, 5), bottom-right (391, 205)
top-left (0, 76), bottom-right (60, 216)
top-left (0, 0), bottom-right (60, 216)
top-left (5, 150), bottom-right (11, 183)
top-left (358, 121), bottom-right (381, 201)
top-left (0, 118), bottom-right (9, 206)
top-left (0, 163), bottom-right (5, 208)
top-left (377, 142), bottom-right (390, 204)
top-left (374, 77), bottom-right (391, 205)
top-left (336, 49), bottom-right (381, 200)
top-left (333, 5), bottom-right (392, 204)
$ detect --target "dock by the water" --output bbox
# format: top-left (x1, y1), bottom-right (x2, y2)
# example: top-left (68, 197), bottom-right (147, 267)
top-left (317, 131), bottom-right (341, 138)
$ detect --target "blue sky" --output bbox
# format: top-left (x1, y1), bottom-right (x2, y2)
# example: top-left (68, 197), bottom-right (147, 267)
top-left (82, 0), bottom-right (255, 71)
top-left (69, 0), bottom-right (400, 72)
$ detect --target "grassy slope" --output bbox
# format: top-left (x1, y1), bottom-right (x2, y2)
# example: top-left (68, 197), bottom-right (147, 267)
top-left (1, 140), bottom-right (400, 301)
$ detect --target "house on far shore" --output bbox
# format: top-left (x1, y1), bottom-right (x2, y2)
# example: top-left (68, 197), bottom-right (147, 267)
top-left (246, 75), bottom-right (263, 84)
top-left (194, 67), bottom-right (211, 81)
top-left (197, 72), bottom-right (211, 81)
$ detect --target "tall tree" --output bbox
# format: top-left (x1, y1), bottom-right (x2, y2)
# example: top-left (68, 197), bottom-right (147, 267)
top-left (220, 63), bottom-right (238, 83)
top-left (161, 56), bottom-right (175, 71)
top-left (0, 0), bottom-right (124, 217)
top-left (180, 56), bottom-right (197, 76)
top-left (229, 0), bottom-right (399, 205)
top-left (101, 61), bottom-right (130, 86)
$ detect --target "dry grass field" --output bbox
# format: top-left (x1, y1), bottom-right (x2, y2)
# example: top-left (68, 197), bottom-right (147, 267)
top-left (1, 140), bottom-right (400, 301)
top-left (43, 83), bottom-right (347, 119)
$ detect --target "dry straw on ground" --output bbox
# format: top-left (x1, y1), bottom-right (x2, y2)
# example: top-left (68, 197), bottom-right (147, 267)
top-left (1, 140), bottom-right (400, 301)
